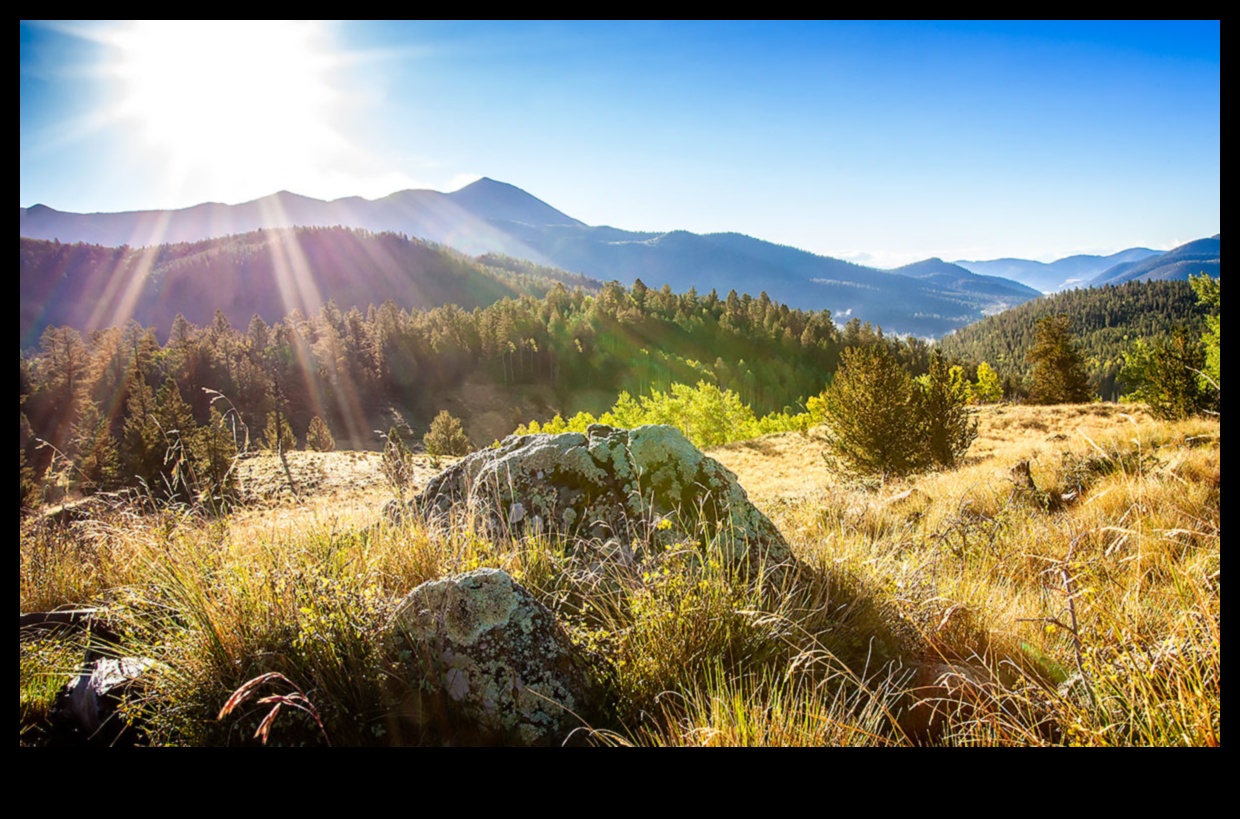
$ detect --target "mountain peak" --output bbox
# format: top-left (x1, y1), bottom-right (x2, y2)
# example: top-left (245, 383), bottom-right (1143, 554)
top-left (447, 178), bottom-right (583, 228)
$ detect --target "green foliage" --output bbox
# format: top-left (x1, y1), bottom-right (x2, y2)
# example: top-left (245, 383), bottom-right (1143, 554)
top-left (918, 352), bottom-right (978, 469)
top-left (19, 450), bottom-right (38, 514)
top-left (70, 400), bottom-right (120, 493)
top-left (820, 345), bottom-right (925, 477)
top-left (1190, 274), bottom-right (1220, 392)
top-left (936, 279), bottom-right (1207, 400)
top-left (305, 416), bottom-right (336, 452)
top-left (1027, 316), bottom-right (1093, 405)
top-left (514, 381), bottom-right (812, 449)
top-left (423, 410), bottom-right (472, 457)
top-left (1122, 332), bottom-right (1210, 420)
top-left (821, 347), bottom-right (976, 477)
top-left (972, 361), bottom-right (1004, 404)
top-left (193, 407), bottom-right (240, 508)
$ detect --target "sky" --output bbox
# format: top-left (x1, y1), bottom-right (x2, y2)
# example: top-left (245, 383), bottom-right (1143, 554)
top-left (20, 20), bottom-right (1220, 268)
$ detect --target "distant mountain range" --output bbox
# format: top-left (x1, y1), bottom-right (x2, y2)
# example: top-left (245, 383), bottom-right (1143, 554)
top-left (1087, 235), bottom-right (1220, 287)
top-left (21, 179), bottom-right (1042, 337)
top-left (19, 179), bottom-right (1217, 338)
top-left (954, 248), bottom-right (1165, 293)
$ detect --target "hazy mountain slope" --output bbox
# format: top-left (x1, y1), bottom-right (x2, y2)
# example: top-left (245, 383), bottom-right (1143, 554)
top-left (889, 258), bottom-right (1041, 302)
top-left (1090, 236), bottom-right (1220, 287)
top-left (22, 179), bottom-right (1042, 337)
top-left (956, 247), bottom-right (1163, 292)
top-left (19, 179), bottom-right (563, 261)
top-left (19, 227), bottom-right (589, 345)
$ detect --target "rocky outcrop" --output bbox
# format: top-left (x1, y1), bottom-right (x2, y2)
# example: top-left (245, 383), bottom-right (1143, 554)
top-left (388, 568), bottom-right (594, 746)
top-left (389, 424), bottom-right (791, 568)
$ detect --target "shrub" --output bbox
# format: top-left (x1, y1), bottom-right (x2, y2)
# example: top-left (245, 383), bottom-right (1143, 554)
top-left (918, 352), bottom-right (978, 469)
top-left (1122, 332), bottom-right (1210, 420)
top-left (306, 416), bottom-right (335, 452)
top-left (423, 410), bottom-right (471, 458)
top-left (820, 345), bottom-right (925, 478)
top-left (380, 427), bottom-right (416, 503)
top-left (821, 346), bottom-right (976, 478)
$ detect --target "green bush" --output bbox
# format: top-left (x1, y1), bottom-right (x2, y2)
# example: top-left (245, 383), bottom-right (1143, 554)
top-left (821, 346), bottom-right (976, 478)
top-left (820, 345), bottom-right (925, 478)
top-left (423, 410), bottom-right (471, 457)
top-left (1122, 332), bottom-right (1210, 420)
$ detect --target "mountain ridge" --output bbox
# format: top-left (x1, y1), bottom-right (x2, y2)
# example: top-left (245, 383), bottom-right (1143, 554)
top-left (21, 178), bottom-right (1168, 337)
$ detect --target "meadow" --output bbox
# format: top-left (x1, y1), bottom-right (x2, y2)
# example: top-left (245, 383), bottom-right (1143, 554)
top-left (20, 403), bottom-right (1220, 746)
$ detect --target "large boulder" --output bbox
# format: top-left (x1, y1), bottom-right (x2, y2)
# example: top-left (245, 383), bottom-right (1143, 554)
top-left (388, 567), bottom-right (595, 746)
top-left (391, 424), bottom-right (791, 568)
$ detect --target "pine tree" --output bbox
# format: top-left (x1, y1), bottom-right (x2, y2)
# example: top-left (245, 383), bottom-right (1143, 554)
top-left (918, 352), bottom-right (978, 469)
top-left (191, 407), bottom-right (239, 508)
top-left (1190, 274), bottom-right (1220, 392)
top-left (1122, 332), bottom-right (1208, 420)
top-left (306, 415), bottom-right (336, 452)
top-left (820, 345), bottom-right (924, 478)
top-left (122, 376), bottom-right (163, 489)
top-left (263, 411), bottom-right (298, 454)
top-left (424, 410), bottom-right (472, 457)
top-left (1027, 316), bottom-right (1092, 404)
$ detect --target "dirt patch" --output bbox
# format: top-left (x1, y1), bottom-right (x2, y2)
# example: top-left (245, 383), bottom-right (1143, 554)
top-left (233, 450), bottom-right (454, 504)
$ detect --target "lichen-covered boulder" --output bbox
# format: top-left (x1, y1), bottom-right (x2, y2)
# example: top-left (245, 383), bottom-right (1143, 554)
top-left (388, 567), bottom-right (594, 746)
top-left (392, 424), bottom-right (791, 568)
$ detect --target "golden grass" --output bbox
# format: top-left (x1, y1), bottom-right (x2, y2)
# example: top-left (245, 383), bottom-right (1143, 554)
top-left (20, 403), bottom-right (1219, 746)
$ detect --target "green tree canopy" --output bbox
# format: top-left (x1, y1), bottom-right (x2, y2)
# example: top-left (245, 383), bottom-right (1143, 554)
top-left (1027, 316), bottom-right (1092, 404)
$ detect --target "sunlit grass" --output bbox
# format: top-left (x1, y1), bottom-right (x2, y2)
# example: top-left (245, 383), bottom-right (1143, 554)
top-left (19, 404), bottom-right (1219, 745)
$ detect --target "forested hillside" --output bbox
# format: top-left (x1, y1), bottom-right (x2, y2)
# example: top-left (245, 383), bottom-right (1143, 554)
top-left (936, 279), bottom-right (1210, 399)
top-left (19, 227), bottom-right (596, 346)
top-left (21, 280), bottom-right (876, 492)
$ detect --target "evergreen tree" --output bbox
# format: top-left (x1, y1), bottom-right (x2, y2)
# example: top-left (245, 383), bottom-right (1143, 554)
top-left (263, 411), bottom-right (298, 454)
top-left (306, 415), bottom-right (336, 452)
top-left (122, 376), bottom-right (164, 489)
top-left (1027, 316), bottom-right (1092, 404)
top-left (70, 400), bottom-right (120, 493)
top-left (1190, 273), bottom-right (1220, 392)
top-left (820, 345), bottom-right (924, 478)
top-left (192, 407), bottom-right (239, 508)
top-left (917, 352), bottom-right (978, 469)
top-left (424, 410), bottom-right (472, 457)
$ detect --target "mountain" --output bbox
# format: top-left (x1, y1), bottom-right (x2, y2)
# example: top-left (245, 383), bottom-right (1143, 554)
top-left (955, 247), bottom-right (1164, 293)
top-left (21, 179), bottom-right (1042, 337)
top-left (19, 178), bottom-right (571, 261)
top-left (887, 258), bottom-right (1041, 306)
top-left (19, 226), bottom-right (596, 346)
top-left (1089, 235), bottom-right (1220, 287)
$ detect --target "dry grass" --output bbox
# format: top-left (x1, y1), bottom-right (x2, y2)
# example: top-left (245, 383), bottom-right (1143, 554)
top-left (20, 403), bottom-right (1219, 746)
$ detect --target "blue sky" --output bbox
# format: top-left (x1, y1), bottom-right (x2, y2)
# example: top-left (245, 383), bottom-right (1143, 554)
top-left (20, 20), bottom-right (1220, 267)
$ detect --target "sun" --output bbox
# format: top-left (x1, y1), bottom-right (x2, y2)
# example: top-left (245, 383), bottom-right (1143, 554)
top-left (107, 20), bottom-right (344, 202)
